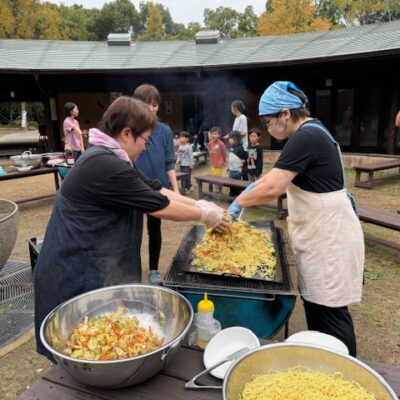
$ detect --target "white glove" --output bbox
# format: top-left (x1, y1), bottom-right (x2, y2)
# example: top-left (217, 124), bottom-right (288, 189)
top-left (196, 199), bottom-right (224, 212)
top-left (199, 205), bottom-right (224, 228)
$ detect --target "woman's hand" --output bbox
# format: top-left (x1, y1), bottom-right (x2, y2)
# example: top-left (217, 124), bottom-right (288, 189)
top-left (199, 204), bottom-right (230, 232)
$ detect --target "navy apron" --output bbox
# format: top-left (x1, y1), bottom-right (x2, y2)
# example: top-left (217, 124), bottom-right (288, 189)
top-left (34, 146), bottom-right (143, 360)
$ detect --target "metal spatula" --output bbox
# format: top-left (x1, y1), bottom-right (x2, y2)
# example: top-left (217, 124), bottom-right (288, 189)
top-left (185, 347), bottom-right (250, 390)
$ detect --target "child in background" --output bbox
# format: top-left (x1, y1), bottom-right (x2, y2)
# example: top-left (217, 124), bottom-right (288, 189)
top-left (246, 128), bottom-right (263, 182)
top-left (227, 130), bottom-right (247, 197)
top-left (177, 131), bottom-right (194, 193)
top-left (173, 132), bottom-right (180, 161)
top-left (191, 133), bottom-right (201, 152)
top-left (208, 127), bottom-right (226, 177)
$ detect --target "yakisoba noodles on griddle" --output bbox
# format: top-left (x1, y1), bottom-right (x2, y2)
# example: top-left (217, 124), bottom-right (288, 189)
top-left (241, 367), bottom-right (376, 400)
top-left (192, 220), bottom-right (276, 278)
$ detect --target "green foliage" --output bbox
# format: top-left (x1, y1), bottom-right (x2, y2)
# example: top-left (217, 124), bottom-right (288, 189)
top-left (204, 6), bottom-right (258, 38)
top-left (89, 0), bottom-right (140, 41)
top-left (138, 2), bottom-right (165, 41)
top-left (57, 4), bottom-right (90, 41)
top-left (1, 0), bottom-right (399, 42)
top-left (364, 267), bottom-right (382, 280)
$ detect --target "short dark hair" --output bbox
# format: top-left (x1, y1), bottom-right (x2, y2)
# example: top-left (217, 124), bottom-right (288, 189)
top-left (231, 100), bottom-right (245, 113)
top-left (64, 102), bottom-right (77, 117)
top-left (98, 96), bottom-right (157, 138)
top-left (210, 126), bottom-right (221, 135)
top-left (180, 131), bottom-right (190, 139)
top-left (249, 128), bottom-right (261, 137)
top-left (229, 130), bottom-right (242, 144)
top-left (133, 84), bottom-right (161, 105)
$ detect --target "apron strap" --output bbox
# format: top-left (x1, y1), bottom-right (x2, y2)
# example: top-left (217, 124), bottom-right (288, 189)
top-left (301, 121), bottom-right (348, 189)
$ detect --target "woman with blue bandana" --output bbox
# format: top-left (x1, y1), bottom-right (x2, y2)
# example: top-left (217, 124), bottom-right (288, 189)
top-left (228, 81), bottom-right (364, 356)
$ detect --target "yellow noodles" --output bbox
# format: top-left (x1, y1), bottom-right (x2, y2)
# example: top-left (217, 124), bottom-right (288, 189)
top-left (241, 367), bottom-right (376, 400)
top-left (192, 220), bottom-right (276, 278)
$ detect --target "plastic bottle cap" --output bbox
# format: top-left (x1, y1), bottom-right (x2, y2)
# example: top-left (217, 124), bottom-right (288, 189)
top-left (197, 293), bottom-right (214, 312)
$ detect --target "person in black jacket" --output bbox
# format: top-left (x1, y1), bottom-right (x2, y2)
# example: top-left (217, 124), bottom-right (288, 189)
top-left (227, 130), bottom-right (247, 196)
top-left (246, 128), bottom-right (263, 182)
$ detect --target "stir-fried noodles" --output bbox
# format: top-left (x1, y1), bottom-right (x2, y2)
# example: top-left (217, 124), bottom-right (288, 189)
top-left (64, 307), bottom-right (164, 361)
top-left (241, 367), bottom-right (376, 400)
top-left (192, 220), bottom-right (276, 278)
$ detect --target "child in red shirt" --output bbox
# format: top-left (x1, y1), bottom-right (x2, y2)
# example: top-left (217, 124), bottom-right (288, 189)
top-left (208, 127), bottom-right (226, 176)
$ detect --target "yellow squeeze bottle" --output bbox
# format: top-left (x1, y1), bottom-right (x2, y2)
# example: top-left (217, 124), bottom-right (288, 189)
top-left (196, 293), bottom-right (221, 349)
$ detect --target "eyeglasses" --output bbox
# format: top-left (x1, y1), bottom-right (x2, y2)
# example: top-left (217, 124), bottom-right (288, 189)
top-left (261, 113), bottom-right (281, 130)
top-left (138, 136), bottom-right (151, 149)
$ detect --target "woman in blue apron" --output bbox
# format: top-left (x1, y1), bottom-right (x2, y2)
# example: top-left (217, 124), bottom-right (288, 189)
top-left (34, 96), bottom-right (229, 361)
top-left (228, 82), bottom-right (364, 356)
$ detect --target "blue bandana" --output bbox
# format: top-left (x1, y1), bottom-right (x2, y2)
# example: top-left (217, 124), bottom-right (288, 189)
top-left (259, 81), bottom-right (308, 116)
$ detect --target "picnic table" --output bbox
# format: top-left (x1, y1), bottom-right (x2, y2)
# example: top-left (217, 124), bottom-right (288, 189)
top-left (175, 171), bottom-right (189, 192)
top-left (17, 341), bottom-right (400, 400)
top-left (195, 175), bottom-right (288, 219)
top-left (193, 151), bottom-right (208, 164)
top-left (0, 166), bottom-right (60, 204)
top-left (354, 159), bottom-right (400, 188)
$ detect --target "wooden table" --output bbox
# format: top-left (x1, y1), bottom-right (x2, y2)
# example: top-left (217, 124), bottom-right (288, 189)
top-left (0, 166), bottom-right (60, 204)
top-left (176, 171), bottom-right (189, 192)
top-left (195, 175), bottom-right (288, 219)
top-left (17, 342), bottom-right (400, 399)
top-left (193, 151), bottom-right (208, 164)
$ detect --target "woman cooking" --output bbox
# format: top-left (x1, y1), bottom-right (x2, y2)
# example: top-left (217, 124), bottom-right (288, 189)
top-left (228, 81), bottom-right (364, 356)
top-left (34, 96), bottom-right (230, 361)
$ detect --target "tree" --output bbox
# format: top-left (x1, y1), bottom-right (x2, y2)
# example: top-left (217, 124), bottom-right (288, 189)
top-left (237, 6), bottom-right (258, 37)
top-left (56, 4), bottom-right (90, 41)
top-left (257, 0), bottom-right (332, 35)
top-left (172, 22), bottom-right (202, 40)
top-left (331, 0), bottom-right (400, 25)
top-left (315, 0), bottom-right (343, 25)
top-left (34, 2), bottom-right (62, 40)
top-left (90, 0), bottom-right (140, 41)
top-left (204, 7), bottom-right (239, 38)
top-left (0, 0), bottom-right (14, 38)
top-left (203, 6), bottom-right (257, 38)
top-left (138, 2), bottom-right (165, 41)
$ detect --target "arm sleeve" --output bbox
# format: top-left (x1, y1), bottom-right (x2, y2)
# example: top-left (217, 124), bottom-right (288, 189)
top-left (275, 131), bottom-right (317, 174)
top-left (163, 125), bottom-right (176, 171)
top-left (189, 146), bottom-right (194, 166)
top-left (63, 119), bottom-right (74, 133)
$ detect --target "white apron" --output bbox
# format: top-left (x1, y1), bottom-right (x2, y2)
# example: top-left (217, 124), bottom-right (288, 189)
top-left (286, 123), bottom-right (364, 308)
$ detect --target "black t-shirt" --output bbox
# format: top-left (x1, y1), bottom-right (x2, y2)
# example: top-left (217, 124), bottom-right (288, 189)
top-left (61, 148), bottom-right (170, 212)
top-left (275, 120), bottom-right (344, 193)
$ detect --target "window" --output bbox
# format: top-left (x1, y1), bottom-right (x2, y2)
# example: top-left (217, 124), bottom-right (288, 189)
top-left (359, 87), bottom-right (381, 147)
top-left (334, 89), bottom-right (354, 147)
top-left (315, 90), bottom-right (331, 129)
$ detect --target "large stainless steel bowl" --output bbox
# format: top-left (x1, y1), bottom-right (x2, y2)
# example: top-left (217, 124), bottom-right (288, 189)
top-left (10, 151), bottom-right (42, 168)
top-left (41, 284), bottom-right (194, 388)
top-left (223, 343), bottom-right (397, 400)
top-left (0, 199), bottom-right (19, 271)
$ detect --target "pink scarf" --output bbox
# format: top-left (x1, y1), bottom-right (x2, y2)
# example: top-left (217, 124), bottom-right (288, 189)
top-left (88, 128), bottom-right (132, 166)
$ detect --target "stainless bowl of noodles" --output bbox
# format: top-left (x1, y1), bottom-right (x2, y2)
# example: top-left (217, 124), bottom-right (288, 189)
top-left (40, 284), bottom-right (193, 388)
top-left (223, 343), bottom-right (397, 400)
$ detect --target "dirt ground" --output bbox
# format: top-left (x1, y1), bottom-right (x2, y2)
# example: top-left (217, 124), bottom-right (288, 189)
top-left (0, 160), bottom-right (399, 400)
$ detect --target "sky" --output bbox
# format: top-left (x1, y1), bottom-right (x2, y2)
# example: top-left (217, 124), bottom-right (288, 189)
top-left (49, 0), bottom-right (266, 25)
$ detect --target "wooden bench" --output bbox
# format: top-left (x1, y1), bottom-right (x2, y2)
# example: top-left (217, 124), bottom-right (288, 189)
top-left (193, 151), bottom-right (208, 164)
top-left (354, 160), bottom-right (400, 188)
top-left (195, 175), bottom-right (287, 218)
top-left (0, 166), bottom-right (60, 204)
top-left (175, 171), bottom-right (189, 192)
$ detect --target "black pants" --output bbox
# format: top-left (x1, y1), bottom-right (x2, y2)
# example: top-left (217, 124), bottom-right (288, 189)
top-left (147, 214), bottom-right (162, 271)
top-left (180, 165), bottom-right (192, 190)
top-left (303, 299), bottom-right (357, 357)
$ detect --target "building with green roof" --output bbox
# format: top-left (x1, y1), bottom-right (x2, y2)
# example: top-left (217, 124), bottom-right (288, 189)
top-left (0, 20), bottom-right (399, 154)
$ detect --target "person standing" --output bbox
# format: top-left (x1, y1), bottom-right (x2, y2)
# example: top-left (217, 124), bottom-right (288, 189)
top-left (133, 84), bottom-right (179, 284)
top-left (246, 128), bottom-right (263, 182)
top-left (63, 102), bottom-right (86, 162)
top-left (227, 130), bottom-right (247, 197)
top-left (177, 131), bottom-right (194, 193)
top-left (208, 126), bottom-right (226, 177)
top-left (34, 96), bottom-right (230, 361)
top-left (228, 81), bottom-right (364, 356)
